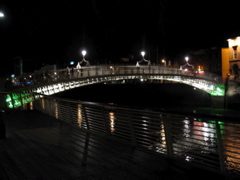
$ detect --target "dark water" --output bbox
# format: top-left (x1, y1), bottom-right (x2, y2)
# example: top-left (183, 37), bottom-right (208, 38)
top-left (53, 82), bottom-right (211, 110)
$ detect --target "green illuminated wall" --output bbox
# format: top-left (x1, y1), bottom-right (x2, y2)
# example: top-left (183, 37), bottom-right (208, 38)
top-left (207, 85), bottom-right (225, 96)
top-left (6, 92), bottom-right (35, 109)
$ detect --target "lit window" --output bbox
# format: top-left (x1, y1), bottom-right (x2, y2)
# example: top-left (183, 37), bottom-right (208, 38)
top-left (232, 45), bottom-right (238, 59)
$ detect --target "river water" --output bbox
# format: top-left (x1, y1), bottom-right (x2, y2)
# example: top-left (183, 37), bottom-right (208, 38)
top-left (54, 82), bottom-right (211, 110)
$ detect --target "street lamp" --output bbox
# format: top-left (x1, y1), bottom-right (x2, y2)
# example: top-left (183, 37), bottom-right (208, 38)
top-left (162, 59), bottom-right (166, 66)
top-left (0, 12), bottom-right (4, 18)
top-left (185, 56), bottom-right (189, 63)
top-left (141, 51), bottom-right (145, 59)
top-left (82, 50), bottom-right (87, 60)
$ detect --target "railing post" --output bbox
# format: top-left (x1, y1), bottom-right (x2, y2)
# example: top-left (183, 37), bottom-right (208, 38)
top-left (56, 99), bottom-right (61, 119)
top-left (67, 103), bottom-right (74, 124)
top-left (102, 108), bottom-right (110, 135)
top-left (162, 114), bottom-right (174, 157)
top-left (82, 105), bottom-right (90, 130)
top-left (127, 111), bottom-right (136, 145)
top-left (0, 109), bottom-right (6, 139)
top-left (19, 92), bottom-right (24, 109)
top-left (215, 121), bottom-right (226, 172)
top-left (96, 66), bottom-right (98, 76)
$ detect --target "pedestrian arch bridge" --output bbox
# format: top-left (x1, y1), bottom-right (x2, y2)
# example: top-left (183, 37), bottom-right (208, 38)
top-left (5, 65), bottom-right (225, 108)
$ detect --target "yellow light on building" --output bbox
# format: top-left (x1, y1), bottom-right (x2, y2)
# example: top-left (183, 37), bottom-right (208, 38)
top-left (221, 48), bottom-right (230, 79)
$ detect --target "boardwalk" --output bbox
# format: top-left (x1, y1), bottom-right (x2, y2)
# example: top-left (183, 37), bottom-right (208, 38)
top-left (0, 110), bottom-right (228, 179)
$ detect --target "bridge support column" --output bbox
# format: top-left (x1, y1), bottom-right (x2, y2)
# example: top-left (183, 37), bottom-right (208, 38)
top-left (211, 95), bottom-right (224, 109)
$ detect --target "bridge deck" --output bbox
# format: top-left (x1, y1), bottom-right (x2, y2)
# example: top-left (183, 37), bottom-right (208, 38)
top-left (0, 110), bottom-right (227, 179)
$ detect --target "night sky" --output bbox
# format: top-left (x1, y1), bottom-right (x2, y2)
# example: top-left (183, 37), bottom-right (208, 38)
top-left (0, 1), bottom-right (238, 75)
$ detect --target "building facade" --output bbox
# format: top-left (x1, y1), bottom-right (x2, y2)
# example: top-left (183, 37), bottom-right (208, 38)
top-left (174, 47), bottom-right (228, 78)
top-left (221, 48), bottom-right (229, 79)
top-left (227, 36), bottom-right (240, 80)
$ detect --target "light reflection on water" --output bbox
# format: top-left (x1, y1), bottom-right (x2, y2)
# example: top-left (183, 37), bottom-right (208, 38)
top-left (54, 100), bottom-right (58, 119)
top-left (109, 112), bottom-right (116, 132)
top-left (41, 98), bottom-right (45, 109)
top-left (169, 117), bottom-right (218, 167)
top-left (77, 104), bottom-right (83, 127)
top-left (106, 110), bottom-right (240, 174)
top-left (153, 121), bottom-right (167, 154)
top-left (222, 123), bottom-right (240, 173)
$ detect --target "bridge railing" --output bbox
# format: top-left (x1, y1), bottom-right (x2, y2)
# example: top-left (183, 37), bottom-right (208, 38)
top-left (13, 65), bottom-right (224, 88)
top-left (28, 94), bottom-right (240, 177)
top-left (55, 65), bottom-right (223, 83)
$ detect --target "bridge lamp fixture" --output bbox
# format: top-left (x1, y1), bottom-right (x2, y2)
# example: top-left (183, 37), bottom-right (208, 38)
top-left (82, 50), bottom-right (87, 59)
top-left (141, 51), bottom-right (145, 58)
top-left (185, 56), bottom-right (189, 63)
top-left (0, 11), bottom-right (4, 18)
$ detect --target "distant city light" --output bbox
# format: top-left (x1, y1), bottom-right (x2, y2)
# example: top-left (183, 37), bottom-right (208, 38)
top-left (162, 59), bottom-right (166, 66)
top-left (25, 81), bottom-right (32, 85)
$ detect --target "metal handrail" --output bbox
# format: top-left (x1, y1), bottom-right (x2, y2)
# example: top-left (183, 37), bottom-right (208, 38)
top-left (54, 65), bottom-right (224, 83)
top-left (12, 65), bottom-right (224, 88)
top-left (29, 94), bottom-right (240, 177)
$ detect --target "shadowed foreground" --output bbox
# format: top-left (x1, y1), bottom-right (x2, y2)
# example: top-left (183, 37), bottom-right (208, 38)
top-left (0, 110), bottom-right (229, 179)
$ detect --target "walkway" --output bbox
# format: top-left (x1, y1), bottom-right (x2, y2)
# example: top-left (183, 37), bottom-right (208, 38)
top-left (0, 110), bottom-right (229, 179)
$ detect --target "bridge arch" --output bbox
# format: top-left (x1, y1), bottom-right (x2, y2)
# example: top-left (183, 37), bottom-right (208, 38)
top-left (32, 74), bottom-right (224, 97)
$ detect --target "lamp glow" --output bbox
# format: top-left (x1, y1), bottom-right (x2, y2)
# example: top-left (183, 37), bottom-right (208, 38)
top-left (0, 12), bottom-right (4, 17)
top-left (82, 50), bottom-right (86, 57)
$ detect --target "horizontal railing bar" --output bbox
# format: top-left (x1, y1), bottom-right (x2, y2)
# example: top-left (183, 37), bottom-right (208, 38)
top-left (223, 144), bottom-right (240, 150)
top-left (172, 142), bottom-right (217, 151)
top-left (224, 151), bottom-right (240, 157)
top-left (172, 141), bottom-right (217, 149)
top-left (114, 126), bottom-right (130, 131)
top-left (113, 131), bottom-right (132, 136)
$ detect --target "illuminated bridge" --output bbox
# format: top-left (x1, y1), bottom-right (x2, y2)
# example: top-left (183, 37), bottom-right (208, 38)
top-left (5, 65), bottom-right (225, 109)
